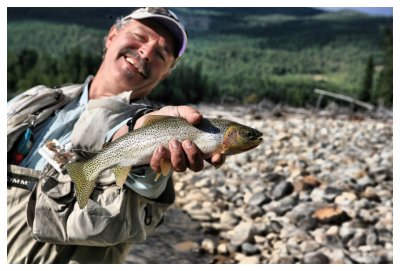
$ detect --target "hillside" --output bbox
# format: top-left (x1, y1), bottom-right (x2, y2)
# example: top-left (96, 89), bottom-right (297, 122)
top-left (7, 7), bottom-right (392, 106)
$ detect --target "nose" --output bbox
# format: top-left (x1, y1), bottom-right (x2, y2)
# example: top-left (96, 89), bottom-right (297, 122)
top-left (138, 44), bottom-right (154, 63)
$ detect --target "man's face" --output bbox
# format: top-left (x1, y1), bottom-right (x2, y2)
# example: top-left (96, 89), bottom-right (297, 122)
top-left (102, 19), bottom-right (177, 99)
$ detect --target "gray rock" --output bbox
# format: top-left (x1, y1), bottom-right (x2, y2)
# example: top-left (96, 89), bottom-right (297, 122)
top-left (269, 255), bottom-right (296, 264)
top-left (302, 252), bottom-right (330, 264)
top-left (369, 166), bottom-right (388, 176)
top-left (272, 181), bottom-right (294, 200)
top-left (220, 211), bottom-right (239, 227)
top-left (377, 228), bottom-right (392, 244)
top-left (325, 186), bottom-right (343, 197)
top-left (248, 191), bottom-right (271, 207)
top-left (247, 206), bottom-right (264, 219)
top-left (310, 188), bottom-right (326, 202)
top-left (348, 230), bottom-right (367, 247)
top-left (311, 228), bottom-right (327, 244)
top-left (241, 242), bottom-right (260, 255)
top-left (263, 172), bottom-right (286, 183)
top-left (286, 240), bottom-right (301, 256)
top-left (267, 220), bottom-right (283, 234)
top-left (254, 223), bottom-right (268, 236)
top-left (348, 252), bottom-right (375, 264)
top-left (339, 223), bottom-right (357, 242)
top-left (230, 222), bottom-right (255, 246)
top-left (358, 209), bottom-right (379, 224)
top-left (194, 177), bottom-right (211, 188)
top-left (273, 194), bottom-right (299, 216)
top-left (357, 175), bottom-right (377, 190)
top-left (300, 240), bottom-right (320, 253)
top-left (286, 203), bottom-right (319, 231)
top-left (366, 231), bottom-right (378, 246)
top-left (318, 247), bottom-right (347, 264)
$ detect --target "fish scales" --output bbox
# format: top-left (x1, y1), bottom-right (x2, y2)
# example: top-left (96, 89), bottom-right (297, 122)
top-left (65, 116), bottom-right (263, 208)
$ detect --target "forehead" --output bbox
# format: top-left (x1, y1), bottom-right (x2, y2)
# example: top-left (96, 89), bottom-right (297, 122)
top-left (121, 19), bottom-right (177, 57)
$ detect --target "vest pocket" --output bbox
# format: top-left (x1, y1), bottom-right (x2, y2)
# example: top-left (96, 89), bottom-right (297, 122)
top-left (38, 164), bottom-right (75, 208)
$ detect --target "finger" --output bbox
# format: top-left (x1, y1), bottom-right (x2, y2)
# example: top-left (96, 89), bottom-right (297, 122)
top-left (169, 139), bottom-right (187, 172)
top-left (182, 140), bottom-right (204, 172)
top-left (176, 106), bottom-right (203, 125)
top-left (133, 114), bottom-right (147, 129)
top-left (211, 153), bottom-right (226, 168)
top-left (150, 145), bottom-right (170, 173)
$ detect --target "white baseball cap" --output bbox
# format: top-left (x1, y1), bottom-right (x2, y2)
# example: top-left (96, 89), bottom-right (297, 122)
top-left (122, 7), bottom-right (187, 59)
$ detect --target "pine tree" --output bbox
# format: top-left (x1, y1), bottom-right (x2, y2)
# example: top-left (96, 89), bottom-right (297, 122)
top-left (375, 27), bottom-right (393, 107)
top-left (359, 55), bottom-right (374, 103)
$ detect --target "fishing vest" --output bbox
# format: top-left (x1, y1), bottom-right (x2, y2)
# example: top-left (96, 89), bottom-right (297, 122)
top-left (7, 83), bottom-right (175, 263)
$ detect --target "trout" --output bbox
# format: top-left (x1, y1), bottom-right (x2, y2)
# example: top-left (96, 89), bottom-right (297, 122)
top-left (65, 115), bottom-right (263, 209)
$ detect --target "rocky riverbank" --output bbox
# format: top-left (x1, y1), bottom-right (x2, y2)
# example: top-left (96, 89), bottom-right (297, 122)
top-left (128, 104), bottom-right (393, 264)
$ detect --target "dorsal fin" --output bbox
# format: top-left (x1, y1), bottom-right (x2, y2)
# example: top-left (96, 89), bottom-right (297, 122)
top-left (113, 166), bottom-right (132, 187)
top-left (141, 115), bottom-right (176, 128)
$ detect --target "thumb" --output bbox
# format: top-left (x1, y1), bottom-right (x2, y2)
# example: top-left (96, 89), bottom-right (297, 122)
top-left (173, 105), bottom-right (203, 125)
top-left (157, 105), bottom-right (203, 125)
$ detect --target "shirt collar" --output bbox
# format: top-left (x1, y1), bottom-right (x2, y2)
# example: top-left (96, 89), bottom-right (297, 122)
top-left (79, 75), bottom-right (93, 106)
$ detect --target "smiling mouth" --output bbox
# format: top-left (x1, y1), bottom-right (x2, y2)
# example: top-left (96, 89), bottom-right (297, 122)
top-left (125, 55), bottom-right (147, 78)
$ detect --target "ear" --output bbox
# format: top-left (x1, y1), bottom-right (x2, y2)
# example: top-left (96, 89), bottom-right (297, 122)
top-left (105, 26), bottom-right (119, 50)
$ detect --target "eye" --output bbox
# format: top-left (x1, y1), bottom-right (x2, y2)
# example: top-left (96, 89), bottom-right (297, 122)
top-left (157, 51), bottom-right (166, 62)
top-left (134, 33), bottom-right (146, 42)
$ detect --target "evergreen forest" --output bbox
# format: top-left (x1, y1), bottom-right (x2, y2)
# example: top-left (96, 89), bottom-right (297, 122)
top-left (7, 7), bottom-right (393, 108)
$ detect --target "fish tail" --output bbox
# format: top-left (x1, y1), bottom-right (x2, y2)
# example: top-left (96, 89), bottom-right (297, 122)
top-left (65, 160), bottom-right (98, 209)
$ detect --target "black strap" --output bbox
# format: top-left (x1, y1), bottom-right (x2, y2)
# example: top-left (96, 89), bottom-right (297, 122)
top-left (7, 165), bottom-right (40, 191)
top-left (126, 107), bottom-right (155, 132)
top-left (7, 170), bottom-right (38, 191)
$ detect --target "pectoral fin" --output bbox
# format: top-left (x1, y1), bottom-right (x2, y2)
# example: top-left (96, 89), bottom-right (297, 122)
top-left (155, 159), bottom-right (171, 182)
top-left (113, 166), bottom-right (132, 187)
top-left (160, 159), bottom-right (171, 176)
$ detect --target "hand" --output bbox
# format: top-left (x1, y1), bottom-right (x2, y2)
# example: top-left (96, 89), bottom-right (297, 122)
top-left (136, 105), bottom-right (226, 173)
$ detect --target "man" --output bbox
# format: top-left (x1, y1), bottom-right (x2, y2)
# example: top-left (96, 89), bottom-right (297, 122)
top-left (7, 7), bottom-right (224, 263)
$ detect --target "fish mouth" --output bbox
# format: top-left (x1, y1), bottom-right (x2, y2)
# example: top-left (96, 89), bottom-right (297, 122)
top-left (249, 130), bottom-right (263, 141)
top-left (244, 137), bottom-right (263, 151)
top-left (240, 131), bottom-right (263, 151)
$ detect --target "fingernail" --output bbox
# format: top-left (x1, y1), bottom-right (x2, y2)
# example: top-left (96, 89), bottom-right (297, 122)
top-left (185, 141), bottom-right (193, 148)
top-left (194, 113), bottom-right (203, 121)
top-left (170, 140), bottom-right (179, 149)
top-left (158, 145), bottom-right (164, 153)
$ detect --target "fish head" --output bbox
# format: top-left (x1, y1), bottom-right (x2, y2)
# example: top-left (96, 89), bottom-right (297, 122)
top-left (222, 123), bottom-right (263, 155)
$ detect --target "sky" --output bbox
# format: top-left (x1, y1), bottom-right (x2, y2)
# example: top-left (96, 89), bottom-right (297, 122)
top-left (319, 7), bottom-right (393, 16)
